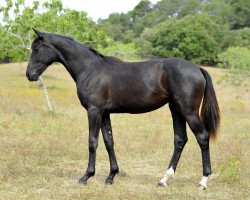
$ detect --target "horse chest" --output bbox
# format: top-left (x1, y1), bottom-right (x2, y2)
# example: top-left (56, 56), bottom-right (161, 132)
top-left (77, 90), bottom-right (89, 109)
top-left (77, 86), bottom-right (109, 110)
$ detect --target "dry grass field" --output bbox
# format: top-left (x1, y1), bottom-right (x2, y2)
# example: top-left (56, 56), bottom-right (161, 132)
top-left (0, 62), bottom-right (249, 199)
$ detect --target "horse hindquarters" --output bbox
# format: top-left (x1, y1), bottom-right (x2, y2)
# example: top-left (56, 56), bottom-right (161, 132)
top-left (159, 59), bottom-right (218, 189)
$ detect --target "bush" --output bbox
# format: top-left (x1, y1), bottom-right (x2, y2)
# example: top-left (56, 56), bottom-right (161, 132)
top-left (98, 42), bottom-right (140, 61)
top-left (237, 28), bottom-right (250, 47)
top-left (218, 47), bottom-right (250, 85)
top-left (220, 28), bottom-right (250, 51)
top-left (141, 14), bottom-right (221, 63)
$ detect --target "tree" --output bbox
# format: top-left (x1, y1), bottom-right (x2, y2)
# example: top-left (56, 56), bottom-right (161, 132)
top-left (237, 28), bottom-right (250, 47)
top-left (141, 14), bottom-right (221, 63)
top-left (154, 0), bottom-right (183, 20)
top-left (0, 0), bottom-right (38, 61)
top-left (130, 0), bottom-right (152, 18)
top-left (203, 0), bottom-right (235, 28)
top-left (0, 0), bottom-right (110, 62)
top-left (98, 13), bottom-right (133, 43)
top-left (230, 0), bottom-right (250, 29)
top-left (203, 0), bottom-right (250, 29)
top-left (179, 0), bottom-right (201, 17)
top-left (98, 0), bottom-right (205, 43)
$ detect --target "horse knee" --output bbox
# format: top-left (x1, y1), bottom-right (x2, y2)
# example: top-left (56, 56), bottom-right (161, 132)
top-left (196, 131), bottom-right (209, 149)
top-left (174, 135), bottom-right (188, 150)
top-left (89, 137), bottom-right (98, 151)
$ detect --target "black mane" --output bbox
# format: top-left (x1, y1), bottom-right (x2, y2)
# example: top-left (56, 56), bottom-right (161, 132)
top-left (87, 47), bottom-right (122, 66)
top-left (52, 33), bottom-right (122, 66)
top-left (88, 47), bottom-right (106, 58)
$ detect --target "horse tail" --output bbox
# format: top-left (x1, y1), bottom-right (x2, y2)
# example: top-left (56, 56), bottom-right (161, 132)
top-left (200, 67), bottom-right (220, 141)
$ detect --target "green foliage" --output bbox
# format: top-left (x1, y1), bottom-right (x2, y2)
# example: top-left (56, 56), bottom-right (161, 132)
top-left (154, 0), bottom-right (183, 20)
top-left (137, 27), bottom-right (155, 58)
top-left (218, 47), bottom-right (250, 85)
top-left (130, 0), bottom-right (152, 18)
top-left (237, 28), bottom-right (250, 47)
top-left (179, 0), bottom-right (201, 17)
top-left (203, 0), bottom-right (250, 29)
top-left (141, 14), bottom-right (220, 63)
top-left (99, 42), bottom-right (140, 61)
top-left (98, 0), bottom-right (204, 42)
top-left (203, 0), bottom-right (236, 28)
top-left (0, 0), bottom-right (110, 62)
top-left (98, 13), bottom-right (133, 43)
top-left (230, 0), bottom-right (250, 29)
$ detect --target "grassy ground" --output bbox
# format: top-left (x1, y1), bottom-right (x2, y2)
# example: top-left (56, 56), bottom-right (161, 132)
top-left (0, 62), bottom-right (249, 199)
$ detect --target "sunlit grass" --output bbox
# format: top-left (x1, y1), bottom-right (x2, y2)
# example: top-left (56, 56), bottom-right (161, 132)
top-left (0, 63), bottom-right (249, 199)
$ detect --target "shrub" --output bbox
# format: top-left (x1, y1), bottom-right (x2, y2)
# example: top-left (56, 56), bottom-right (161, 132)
top-left (140, 14), bottom-right (221, 63)
top-left (99, 42), bottom-right (140, 61)
top-left (218, 47), bottom-right (250, 85)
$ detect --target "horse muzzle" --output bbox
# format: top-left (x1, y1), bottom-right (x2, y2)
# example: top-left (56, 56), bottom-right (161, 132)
top-left (26, 71), bottom-right (39, 81)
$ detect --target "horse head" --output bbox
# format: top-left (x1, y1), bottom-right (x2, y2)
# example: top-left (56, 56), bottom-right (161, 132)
top-left (26, 29), bottom-right (59, 81)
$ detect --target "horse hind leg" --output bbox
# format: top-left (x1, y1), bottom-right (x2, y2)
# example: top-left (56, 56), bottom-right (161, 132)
top-left (158, 103), bottom-right (188, 186)
top-left (185, 114), bottom-right (211, 190)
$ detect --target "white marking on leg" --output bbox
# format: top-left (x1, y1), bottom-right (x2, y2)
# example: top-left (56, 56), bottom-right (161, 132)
top-left (108, 131), bottom-right (112, 135)
top-left (199, 176), bottom-right (208, 188)
top-left (159, 166), bottom-right (174, 186)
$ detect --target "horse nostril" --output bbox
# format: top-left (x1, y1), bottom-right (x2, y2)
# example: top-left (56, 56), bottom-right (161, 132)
top-left (26, 72), bottom-right (30, 79)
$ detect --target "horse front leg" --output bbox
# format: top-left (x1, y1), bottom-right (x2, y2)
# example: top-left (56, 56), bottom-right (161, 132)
top-left (79, 107), bottom-right (102, 184)
top-left (101, 113), bottom-right (119, 184)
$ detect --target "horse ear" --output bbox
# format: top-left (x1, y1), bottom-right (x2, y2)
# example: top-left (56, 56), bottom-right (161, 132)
top-left (32, 28), bottom-right (43, 38)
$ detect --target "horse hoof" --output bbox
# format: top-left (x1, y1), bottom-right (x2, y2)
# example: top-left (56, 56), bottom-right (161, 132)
top-left (198, 184), bottom-right (207, 190)
top-left (105, 179), bottom-right (113, 185)
top-left (157, 182), bottom-right (167, 187)
top-left (78, 178), bottom-right (87, 185)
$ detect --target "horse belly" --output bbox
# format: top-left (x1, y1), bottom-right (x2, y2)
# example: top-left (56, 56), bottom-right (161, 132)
top-left (109, 92), bottom-right (169, 114)
top-left (108, 63), bottom-right (169, 113)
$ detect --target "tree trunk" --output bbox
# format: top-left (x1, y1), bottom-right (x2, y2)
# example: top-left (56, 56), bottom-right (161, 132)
top-left (37, 76), bottom-right (52, 110)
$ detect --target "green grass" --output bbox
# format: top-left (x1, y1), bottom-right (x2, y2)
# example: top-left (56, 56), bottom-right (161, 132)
top-left (0, 63), bottom-right (249, 199)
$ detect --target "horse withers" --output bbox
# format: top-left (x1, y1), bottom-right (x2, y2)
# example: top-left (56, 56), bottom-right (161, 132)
top-left (26, 29), bottom-right (220, 189)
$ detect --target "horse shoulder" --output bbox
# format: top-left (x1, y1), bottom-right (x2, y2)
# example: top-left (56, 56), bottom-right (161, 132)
top-left (76, 70), bottom-right (112, 110)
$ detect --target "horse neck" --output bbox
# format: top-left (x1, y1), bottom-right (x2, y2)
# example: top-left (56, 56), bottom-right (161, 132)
top-left (52, 38), bottom-right (96, 82)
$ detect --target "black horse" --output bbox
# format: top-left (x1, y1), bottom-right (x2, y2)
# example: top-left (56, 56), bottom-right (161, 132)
top-left (26, 30), bottom-right (220, 189)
